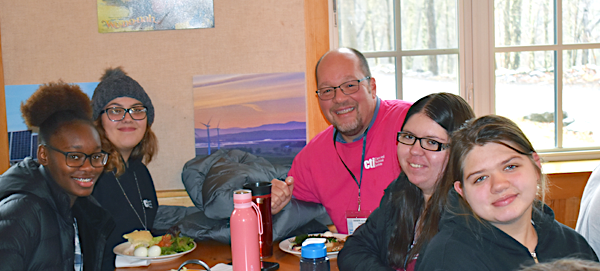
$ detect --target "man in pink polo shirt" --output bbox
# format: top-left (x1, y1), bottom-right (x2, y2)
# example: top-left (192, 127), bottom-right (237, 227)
top-left (271, 48), bottom-right (411, 234)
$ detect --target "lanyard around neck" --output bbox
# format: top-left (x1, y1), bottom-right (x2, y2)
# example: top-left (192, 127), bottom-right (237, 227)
top-left (333, 128), bottom-right (368, 211)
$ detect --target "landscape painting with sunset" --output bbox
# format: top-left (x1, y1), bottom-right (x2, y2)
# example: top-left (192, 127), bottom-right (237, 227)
top-left (192, 72), bottom-right (307, 165)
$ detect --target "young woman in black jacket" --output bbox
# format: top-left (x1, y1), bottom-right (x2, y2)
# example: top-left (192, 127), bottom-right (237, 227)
top-left (0, 81), bottom-right (115, 270)
top-left (416, 115), bottom-right (598, 271)
top-left (338, 92), bottom-right (475, 271)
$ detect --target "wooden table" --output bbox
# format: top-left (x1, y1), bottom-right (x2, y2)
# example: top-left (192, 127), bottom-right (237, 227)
top-left (115, 240), bottom-right (339, 270)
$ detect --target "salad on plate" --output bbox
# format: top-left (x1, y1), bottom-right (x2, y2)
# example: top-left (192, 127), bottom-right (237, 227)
top-left (116, 226), bottom-right (195, 258)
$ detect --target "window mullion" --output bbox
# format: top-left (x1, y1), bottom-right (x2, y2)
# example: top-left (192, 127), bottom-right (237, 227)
top-left (471, 0), bottom-right (495, 116)
top-left (395, 0), bottom-right (402, 100)
top-left (366, 49), bottom-right (459, 57)
top-left (329, 0), bottom-right (339, 49)
top-left (555, 0), bottom-right (563, 148)
top-left (459, 0), bottom-right (473, 104)
top-left (555, 49), bottom-right (563, 149)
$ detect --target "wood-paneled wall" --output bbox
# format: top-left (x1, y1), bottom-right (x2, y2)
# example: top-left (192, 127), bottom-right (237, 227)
top-left (546, 171), bottom-right (591, 229)
top-left (0, 25), bottom-right (9, 173)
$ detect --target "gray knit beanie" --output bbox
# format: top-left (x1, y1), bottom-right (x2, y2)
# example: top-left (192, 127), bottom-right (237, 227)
top-left (92, 67), bottom-right (154, 125)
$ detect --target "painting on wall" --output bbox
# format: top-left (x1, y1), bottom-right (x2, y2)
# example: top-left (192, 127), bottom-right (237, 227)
top-left (193, 72), bottom-right (307, 165)
top-left (98, 0), bottom-right (214, 33)
top-left (4, 82), bottom-right (98, 164)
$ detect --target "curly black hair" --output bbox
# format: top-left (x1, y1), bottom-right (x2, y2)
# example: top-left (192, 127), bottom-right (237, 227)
top-left (20, 80), bottom-right (93, 144)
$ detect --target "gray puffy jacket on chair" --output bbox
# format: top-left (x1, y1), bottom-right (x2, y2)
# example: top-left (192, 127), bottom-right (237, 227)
top-left (177, 149), bottom-right (330, 243)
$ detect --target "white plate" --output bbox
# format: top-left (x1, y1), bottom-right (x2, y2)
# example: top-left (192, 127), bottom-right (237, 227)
top-left (113, 241), bottom-right (196, 263)
top-left (278, 233), bottom-right (347, 259)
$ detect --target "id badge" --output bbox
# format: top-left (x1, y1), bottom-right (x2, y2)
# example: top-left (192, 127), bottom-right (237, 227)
top-left (345, 209), bottom-right (372, 235)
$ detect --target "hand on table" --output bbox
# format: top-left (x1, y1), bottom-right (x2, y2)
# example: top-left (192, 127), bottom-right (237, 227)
top-left (271, 176), bottom-right (294, 214)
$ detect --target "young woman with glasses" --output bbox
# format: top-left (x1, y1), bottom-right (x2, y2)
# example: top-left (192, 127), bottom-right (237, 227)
top-left (90, 67), bottom-right (160, 271)
top-left (338, 92), bottom-right (475, 271)
top-left (0, 81), bottom-right (114, 270)
top-left (415, 115), bottom-right (597, 270)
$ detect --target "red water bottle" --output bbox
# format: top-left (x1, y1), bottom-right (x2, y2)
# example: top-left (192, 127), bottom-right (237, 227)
top-left (243, 182), bottom-right (273, 258)
top-left (230, 189), bottom-right (263, 271)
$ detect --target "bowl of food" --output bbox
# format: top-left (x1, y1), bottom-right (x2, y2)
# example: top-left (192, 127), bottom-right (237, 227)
top-left (279, 231), bottom-right (347, 259)
top-left (113, 229), bottom-right (196, 263)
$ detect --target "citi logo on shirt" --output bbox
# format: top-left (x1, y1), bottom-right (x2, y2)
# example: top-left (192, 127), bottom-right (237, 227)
top-left (364, 155), bottom-right (385, 169)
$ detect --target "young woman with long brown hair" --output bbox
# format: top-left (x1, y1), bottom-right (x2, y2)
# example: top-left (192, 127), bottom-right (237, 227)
top-left (90, 67), bottom-right (160, 270)
top-left (416, 115), bottom-right (598, 270)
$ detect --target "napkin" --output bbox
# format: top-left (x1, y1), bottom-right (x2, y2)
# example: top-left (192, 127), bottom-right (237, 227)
top-left (115, 255), bottom-right (151, 267)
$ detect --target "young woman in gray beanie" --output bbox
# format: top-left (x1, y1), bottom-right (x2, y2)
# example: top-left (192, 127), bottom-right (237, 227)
top-left (90, 67), bottom-right (160, 271)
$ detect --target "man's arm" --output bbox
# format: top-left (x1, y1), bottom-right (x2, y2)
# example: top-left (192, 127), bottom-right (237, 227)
top-left (271, 176), bottom-right (294, 214)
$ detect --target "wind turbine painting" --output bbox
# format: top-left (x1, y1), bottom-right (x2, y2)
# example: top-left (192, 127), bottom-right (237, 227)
top-left (215, 120), bottom-right (221, 150)
top-left (192, 72), bottom-right (307, 165)
top-left (199, 118), bottom-right (212, 155)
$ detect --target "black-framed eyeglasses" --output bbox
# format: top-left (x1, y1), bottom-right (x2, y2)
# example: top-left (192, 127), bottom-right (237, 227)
top-left (315, 76), bottom-right (371, 100)
top-left (397, 132), bottom-right (449, 152)
top-left (101, 106), bottom-right (148, 122)
top-left (43, 144), bottom-right (109, 168)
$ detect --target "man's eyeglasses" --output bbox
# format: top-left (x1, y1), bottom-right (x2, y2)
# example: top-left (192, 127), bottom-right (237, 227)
top-left (102, 106), bottom-right (148, 122)
top-left (44, 144), bottom-right (109, 168)
top-left (315, 76), bottom-right (371, 101)
top-left (397, 132), bottom-right (449, 152)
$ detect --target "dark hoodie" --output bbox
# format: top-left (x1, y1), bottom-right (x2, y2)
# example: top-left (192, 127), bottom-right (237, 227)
top-left (415, 189), bottom-right (598, 271)
top-left (0, 157), bottom-right (115, 271)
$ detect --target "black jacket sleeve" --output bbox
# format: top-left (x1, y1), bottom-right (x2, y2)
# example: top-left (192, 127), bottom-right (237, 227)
top-left (0, 194), bottom-right (47, 270)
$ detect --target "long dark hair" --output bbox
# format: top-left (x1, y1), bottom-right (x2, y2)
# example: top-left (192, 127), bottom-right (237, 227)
top-left (386, 92), bottom-right (475, 269)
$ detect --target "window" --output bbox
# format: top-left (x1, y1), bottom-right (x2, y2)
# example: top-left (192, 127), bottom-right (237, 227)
top-left (333, 0), bottom-right (600, 161)
top-left (335, 0), bottom-right (460, 101)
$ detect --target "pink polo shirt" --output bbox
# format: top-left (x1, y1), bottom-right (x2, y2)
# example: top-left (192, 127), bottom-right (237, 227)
top-left (290, 99), bottom-right (412, 233)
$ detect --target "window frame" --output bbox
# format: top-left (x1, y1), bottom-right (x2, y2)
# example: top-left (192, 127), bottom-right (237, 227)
top-left (330, 0), bottom-right (600, 162)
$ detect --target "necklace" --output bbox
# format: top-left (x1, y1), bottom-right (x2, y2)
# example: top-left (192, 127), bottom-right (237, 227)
top-left (113, 171), bottom-right (148, 230)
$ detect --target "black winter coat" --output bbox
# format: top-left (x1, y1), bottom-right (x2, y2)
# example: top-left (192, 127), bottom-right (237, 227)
top-left (415, 189), bottom-right (598, 271)
top-left (0, 158), bottom-right (115, 271)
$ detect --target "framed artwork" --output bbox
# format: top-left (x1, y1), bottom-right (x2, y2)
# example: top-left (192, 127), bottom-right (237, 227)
top-left (193, 72), bottom-right (306, 165)
top-left (98, 0), bottom-right (214, 33)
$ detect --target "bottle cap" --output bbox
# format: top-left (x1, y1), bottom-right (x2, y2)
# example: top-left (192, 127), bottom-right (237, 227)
top-left (302, 238), bottom-right (326, 247)
top-left (243, 182), bottom-right (272, 196)
top-left (301, 242), bottom-right (327, 259)
top-left (233, 189), bottom-right (252, 204)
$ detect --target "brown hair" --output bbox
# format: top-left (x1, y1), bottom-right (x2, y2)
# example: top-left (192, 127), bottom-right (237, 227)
top-left (21, 81), bottom-right (93, 142)
top-left (386, 92), bottom-right (475, 269)
top-left (95, 118), bottom-right (158, 176)
top-left (432, 115), bottom-right (547, 226)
